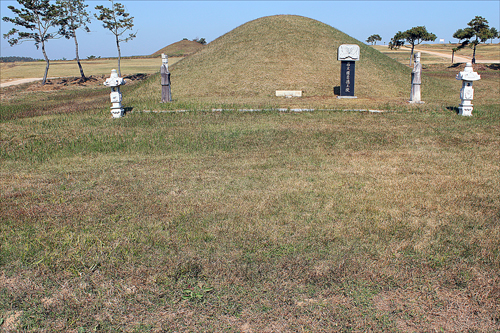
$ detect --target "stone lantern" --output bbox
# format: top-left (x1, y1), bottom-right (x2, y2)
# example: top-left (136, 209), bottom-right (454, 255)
top-left (456, 63), bottom-right (480, 116)
top-left (104, 69), bottom-right (126, 118)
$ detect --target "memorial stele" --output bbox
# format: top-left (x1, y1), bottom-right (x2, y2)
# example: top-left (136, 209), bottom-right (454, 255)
top-left (337, 44), bottom-right (360, 99)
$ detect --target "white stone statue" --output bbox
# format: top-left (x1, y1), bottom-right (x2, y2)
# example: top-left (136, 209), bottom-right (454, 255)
top-left (409, 52), bottom-right (423, 103)
top-left (161, 53), bottom-right (169, 72)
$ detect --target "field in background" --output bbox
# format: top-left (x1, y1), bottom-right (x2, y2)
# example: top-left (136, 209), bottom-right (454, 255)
top-left (0, 57), bottom-right (184, 84)
top-left (373, 43), bottom-right (500, 64)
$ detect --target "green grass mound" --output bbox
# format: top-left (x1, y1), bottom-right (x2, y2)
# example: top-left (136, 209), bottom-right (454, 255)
top-left (152, 39), bottom-right (204, 57)
top-left (175, 15), bottom-right (410, 97)
top-left (131, 15), bottom-right (455, 109)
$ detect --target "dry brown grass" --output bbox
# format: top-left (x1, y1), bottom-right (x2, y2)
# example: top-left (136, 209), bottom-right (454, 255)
top-left (152, 39), bottom-right (204, 57)
top-left (1, 106), bottom-right (499, 331)
top-left (373, 43), bottom-right (500, 64)
top-left (154, 15), bottom-right (414, 106)
top-left (0, 57), bottom-right (183, 84)
top-left (416, 43), bottom-right (500, 61)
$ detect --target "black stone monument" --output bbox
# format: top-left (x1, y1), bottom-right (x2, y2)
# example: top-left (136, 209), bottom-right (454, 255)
top-left (337, 44), bottom-right (360, 99)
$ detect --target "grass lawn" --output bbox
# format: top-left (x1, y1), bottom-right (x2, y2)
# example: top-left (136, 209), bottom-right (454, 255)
top-left (1, 23), bottom-right (499, 329)
top-left (1, 76), bottom-right (499, 331)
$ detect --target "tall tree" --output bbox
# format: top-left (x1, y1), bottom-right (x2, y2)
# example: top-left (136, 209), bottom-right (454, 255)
top-left (56, 0), bottom-right (91, 79)
top-left (95, 0), bottom-right (136, 76)
top-left (389, 26), bottom-right (436, 66)
top-left (366, 34), bottom-right (382, 45)
top-left (453, 16), bottom-right (492, 64)
top-left (489, 27), bottom-right (498, 44)
top-left (2, 0), bottom-right (60, 85)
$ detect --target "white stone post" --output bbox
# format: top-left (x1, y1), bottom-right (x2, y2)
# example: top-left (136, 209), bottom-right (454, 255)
top-left (456, 63), bottom-right (481, 116)
top-left (409, 52), bottom-right (424, 104)
top-left (104, 69), bottom-right (126, 118)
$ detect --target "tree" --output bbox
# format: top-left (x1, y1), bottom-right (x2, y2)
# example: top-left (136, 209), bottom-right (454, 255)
top-left (2, 0), bottom-right (60, 85)
top-left (389, 26), bottom-right (436, 65)
top-left (388, 31), bottom-right (405, 50)
top-left (56, 0), bottom-right (91, 79)
top-left (453, 16), bottom-right (492, 64)
top-left (95, 0), bottom-right (136, 76)
top-left (451, 46), bottom-right (459, 64)
top-left (489, 27), bottom-right (498, 44)
top-left (366, 34), bottom-right (382, 45)
top-left (192, 37), bottom-right (207, 45)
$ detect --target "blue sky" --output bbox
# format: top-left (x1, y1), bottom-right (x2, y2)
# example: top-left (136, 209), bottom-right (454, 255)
top-left (1, 1), bottom-right (499, 59)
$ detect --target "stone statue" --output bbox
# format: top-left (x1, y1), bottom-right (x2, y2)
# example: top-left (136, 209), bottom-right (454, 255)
top-left (161, 53), bottom-right (171, 102)
top-left (409, 52), bottom-right (423, 103)
top-left (162, 53), bottom-right (169, 72)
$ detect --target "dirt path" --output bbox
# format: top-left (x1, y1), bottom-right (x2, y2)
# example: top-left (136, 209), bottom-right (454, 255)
top-left (413, 48), bottom-right (499, 64)
top-left (0, 77), bottom-right (59, 88)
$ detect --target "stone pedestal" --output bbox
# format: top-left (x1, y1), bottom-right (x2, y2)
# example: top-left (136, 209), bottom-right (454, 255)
top-left (109, 88), bottom-right (124, 118)
top-left (276, 90), bottom-right (302, 97)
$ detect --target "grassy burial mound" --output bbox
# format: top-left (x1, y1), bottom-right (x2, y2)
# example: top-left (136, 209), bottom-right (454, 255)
top-left (131, 15), bottom-right (455, 109)
top-left (152, 39), bottom-right (204, 57)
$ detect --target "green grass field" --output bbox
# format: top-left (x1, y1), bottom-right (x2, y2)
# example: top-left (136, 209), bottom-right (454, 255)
top-left (1, 107), bottom-right (499, 331)
top-left (1, 15), bottom-right (499, 332)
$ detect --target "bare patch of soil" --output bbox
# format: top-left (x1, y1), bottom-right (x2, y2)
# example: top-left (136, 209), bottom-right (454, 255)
top-left (29, 73), bottom-right (151, 92)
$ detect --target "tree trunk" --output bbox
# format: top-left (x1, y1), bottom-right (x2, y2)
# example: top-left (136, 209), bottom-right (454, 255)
top-left (472, 44), bottom-right (476, 64)
top-left (41, 41), bottom-right (50, 85)
top-left (116, 35), bottom-right (121, 76)
top-left (74, 32), bottom-right (85, 79)
top-left (452, 50), bottom-right (455, 64)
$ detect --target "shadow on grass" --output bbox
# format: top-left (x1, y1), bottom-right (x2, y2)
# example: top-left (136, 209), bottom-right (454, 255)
top-left (333, 86), bottom-right (340, 96)
top-left (446, 106), bottom-right (459, 114)
top-left (124, 106), bottom-right (134, 114)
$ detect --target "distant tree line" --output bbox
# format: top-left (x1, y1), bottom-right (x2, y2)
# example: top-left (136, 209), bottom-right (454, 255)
top-left (0, 56), bottom-right (41, 62)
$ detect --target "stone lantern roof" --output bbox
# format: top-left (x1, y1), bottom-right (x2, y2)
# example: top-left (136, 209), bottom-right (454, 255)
top-left (456, 63), bottom-right (481, 81)
top-left (104, 69), bottom-right (126, 87)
